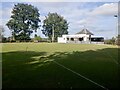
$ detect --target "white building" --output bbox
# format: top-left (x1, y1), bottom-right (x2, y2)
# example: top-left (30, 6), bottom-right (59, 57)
top-left (58, 29), bottom-right (104, 44)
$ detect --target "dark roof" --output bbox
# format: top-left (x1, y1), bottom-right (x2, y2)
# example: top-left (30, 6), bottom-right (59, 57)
top-left (76, 29), bottom-right (94, 35)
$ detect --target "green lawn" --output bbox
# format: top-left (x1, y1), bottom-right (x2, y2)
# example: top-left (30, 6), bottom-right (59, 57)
top-left (2, 43), bottom-right (119, 89)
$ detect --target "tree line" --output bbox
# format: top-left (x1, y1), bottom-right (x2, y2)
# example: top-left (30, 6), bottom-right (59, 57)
top-left (3, 3), bottom-right (68, 42)
top-left (104, 35), bottom-right (120, 46)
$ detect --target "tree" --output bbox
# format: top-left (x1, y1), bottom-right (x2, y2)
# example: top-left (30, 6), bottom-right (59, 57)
top-left (34, 34), bottom-right (42, 41)
top-left (104, 37), bottom-right (116, 45)
top-left (0, 25), bottom-right (5, 42)
top-left (111, 37), bottom-right (116, 44)
top-left (116, 35), bottom-right (120, 45)
top-left (0, 25), bottom-right (4, 36)
top-left (6, 3), bottom-right (40, 42)
top-left (42, 13), bottom-right (69, 42)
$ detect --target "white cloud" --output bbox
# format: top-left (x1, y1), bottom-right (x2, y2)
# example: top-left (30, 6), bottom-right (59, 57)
top-left (1, 7), bottom-right (13, 28)
top-left (0, 3), bottom-right (2, 25)
top-left (89, 3), bottom-right (118, 16)
top-left (0, 0), bottom-right (119, 2)
top-left (73, 2), bottom-right (118, 36)
top-left (1, 2), bottom-right (118, 39)
top-left (77, 19), bottom-right (87, 25)
top-left (2, 6), bottom-right (13, 19)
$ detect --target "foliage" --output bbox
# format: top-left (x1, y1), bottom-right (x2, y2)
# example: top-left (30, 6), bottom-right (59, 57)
top-left (104, 37), bottom-right (116, 45)
top-left (6, 3), bottom-right (40, 41)
top-left (0, 26), bottom-right (5, 42)
top-left (42, 13), bottom-right (69, 41)
top-left (34, 34), bottom-right (42, 41)
top-left (0, 25), bottom-right (4, 35)
top-left (104, 36), bottom-right (120, 46)
top-left (116, 35), bottom-right (120, 45)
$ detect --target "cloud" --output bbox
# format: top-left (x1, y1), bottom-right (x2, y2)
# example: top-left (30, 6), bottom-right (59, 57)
top-left (0, 3), bottom-right (2, 25)
top-left (74, 2), bottom-right (118, 35)
top-left (0, 0), bottom-right (119, 2)
top-left (1, 0), bottom-right (67, 2)
top-left (30, 2), bottom-right (89, 35)
top-left (76, 17), bottom-right (97, 26)
top-left (2, 4), bottom-right (14, 19)
top-left (89, 3), bottom-right (118, 16)
top-left (1, 2), bottom-right (118, 39)
top-left (1, 6), bottom-right (13, 28)
top-left (77, 19), bottom-right (87, 25)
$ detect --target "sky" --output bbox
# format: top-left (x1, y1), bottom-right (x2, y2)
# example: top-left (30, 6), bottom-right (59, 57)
top-left (0, 0), bottom-right (119, 39)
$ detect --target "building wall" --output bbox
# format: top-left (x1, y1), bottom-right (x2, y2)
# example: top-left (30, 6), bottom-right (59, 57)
top-left (58, 34), bottom-right (90, 43)
top-left (57, 34), bottom-right (104, 44)
top-left (58, 37), bottom-right (66, 43)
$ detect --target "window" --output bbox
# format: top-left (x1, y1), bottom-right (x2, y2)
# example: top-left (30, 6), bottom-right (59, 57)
top-left (79, 37), bottom-right (83, 41)
top-left (71, 38), bottom-right (74, 41)
top-left (67, 38), bottom-right (69, 41)
top-left (91, 37), bottom-right (104, 42)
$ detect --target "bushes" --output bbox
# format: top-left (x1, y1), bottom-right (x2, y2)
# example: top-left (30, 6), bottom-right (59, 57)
top-left (104, 40), bottom-right (115, 45)
top-left (104, 37), bottom-right (116, 45)
top-left (104, 36), bottom-right (120, 46)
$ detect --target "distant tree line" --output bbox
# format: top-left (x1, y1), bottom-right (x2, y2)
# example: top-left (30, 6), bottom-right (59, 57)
top-left (104, 35), bottom-right (120, 46)
top-left (3, 3), bottom-right (68, 43)
top-left (1, 36), bottom-right (49, 43)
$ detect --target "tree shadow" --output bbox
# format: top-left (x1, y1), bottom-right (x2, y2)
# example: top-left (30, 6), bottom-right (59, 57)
top-left (47, 48), bottom-right (119, 89)
top-left (2, 48), bottom-right (120, 89)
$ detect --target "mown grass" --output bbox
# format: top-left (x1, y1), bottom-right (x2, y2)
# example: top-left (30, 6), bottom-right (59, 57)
top-left (2, 43), bottom-right (119, 89)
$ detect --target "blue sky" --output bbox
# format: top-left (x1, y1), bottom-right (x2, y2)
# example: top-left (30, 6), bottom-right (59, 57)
top-left (0, 1), bottom-right (118, 39)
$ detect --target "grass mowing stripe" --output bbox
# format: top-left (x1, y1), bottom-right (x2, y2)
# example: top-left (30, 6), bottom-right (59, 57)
top-left (104, 54), bottom-right (118, 65)
top-left (103, 52), bottom-right (119, 65)
top-left (97, 50), bottom-right (119, 65)
top-left (103, 45), bottom-right (119, 65)
top-left (53, 60), bottom-right (109, 90)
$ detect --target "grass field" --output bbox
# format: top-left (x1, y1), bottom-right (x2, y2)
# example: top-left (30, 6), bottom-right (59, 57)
top-left (1, 43), bottom-right (119, 89)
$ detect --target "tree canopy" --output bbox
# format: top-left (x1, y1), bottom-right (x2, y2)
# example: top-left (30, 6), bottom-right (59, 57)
top-left (42, 13), bottom-right (69, 41)
top-left (0, 25), bottom-right (4, 42)
top-left (6, 3), bottom-right (40, 41)
top-left (0, 25), bottom-right (4, 37)
top-left (34, 34), bottom-right (42, 41)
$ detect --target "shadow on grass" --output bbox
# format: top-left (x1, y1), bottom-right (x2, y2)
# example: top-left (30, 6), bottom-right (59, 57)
top-left (2, 48), bottom-right (120, 89)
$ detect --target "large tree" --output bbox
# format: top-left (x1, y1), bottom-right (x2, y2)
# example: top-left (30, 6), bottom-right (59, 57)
top-left (0, 25), bottom-right (5, 42)
top-left (42, 13), bottom-right (69, 42)
top-left (0, 25), bottom-right (4, 36)
top-left (6, 3), bottom-right (40, 41)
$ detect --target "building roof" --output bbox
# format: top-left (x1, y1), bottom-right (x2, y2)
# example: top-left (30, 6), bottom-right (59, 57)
top-left (76, 29), bottom-right (94, 35)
